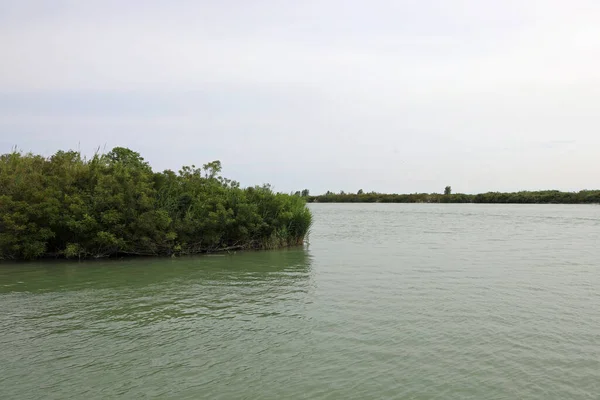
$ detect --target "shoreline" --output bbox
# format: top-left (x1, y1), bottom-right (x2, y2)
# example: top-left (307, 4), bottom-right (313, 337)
top-left (307, 190), bottom-right (600, 205)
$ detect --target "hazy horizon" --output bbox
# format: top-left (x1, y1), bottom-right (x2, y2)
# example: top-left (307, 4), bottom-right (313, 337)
top-left (1, 0), bottom-right (599, 194)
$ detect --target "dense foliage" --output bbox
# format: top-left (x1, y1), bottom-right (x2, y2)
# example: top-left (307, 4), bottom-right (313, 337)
top-left (0, 148), bottom-right (312, 260)
top-left (308, 190), bottom-right (600, 204)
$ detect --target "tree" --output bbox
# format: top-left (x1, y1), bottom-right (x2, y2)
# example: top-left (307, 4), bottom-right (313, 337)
top-left (444, 186), bottom-right (452, 195)
top-left (202, 160), bottom-right (222, 179)
top-left (301, 189), bottom-right (310, 197)
top-left (0, 148), bottom-right (313, 260)
top-left (357, 189), bottom-right (364, 195)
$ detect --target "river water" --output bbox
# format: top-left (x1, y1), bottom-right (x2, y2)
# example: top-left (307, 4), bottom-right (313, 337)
top-left (1, 204), bottom-right (599, 399)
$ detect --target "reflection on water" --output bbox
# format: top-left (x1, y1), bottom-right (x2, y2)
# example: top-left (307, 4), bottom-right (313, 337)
top-left (1, 249), bottom-right (313, 324)
top-left (1, 248), bottom-right (312, 292)
top-left (0, 249), bottom-right (313, 400)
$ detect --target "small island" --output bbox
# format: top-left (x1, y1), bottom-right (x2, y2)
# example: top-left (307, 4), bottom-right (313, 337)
top-left (0, 147), bottom-right (312, 261)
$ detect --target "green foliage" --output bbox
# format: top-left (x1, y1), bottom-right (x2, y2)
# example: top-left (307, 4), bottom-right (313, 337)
top-left (0, 148), bottom-right (312, 261)
top-left (308, 190), bottom-right (600, 204)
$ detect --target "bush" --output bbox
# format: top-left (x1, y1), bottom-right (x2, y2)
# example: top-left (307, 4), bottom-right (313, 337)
top-left (0, 148), bottom-right (312, 260)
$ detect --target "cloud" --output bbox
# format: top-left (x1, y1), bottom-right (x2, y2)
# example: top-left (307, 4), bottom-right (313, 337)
top-left (1, 0), bottom-right (599, 193)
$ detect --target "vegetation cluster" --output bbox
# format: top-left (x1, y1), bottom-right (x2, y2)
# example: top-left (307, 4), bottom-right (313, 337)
top-left (0, 147), bottom-right (312, 260)
top-left (307, 188), bottom-right (600, 204)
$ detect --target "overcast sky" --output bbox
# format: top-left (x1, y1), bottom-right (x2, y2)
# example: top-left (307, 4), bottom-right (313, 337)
top-left (1, 0), bottom-right (599, 194)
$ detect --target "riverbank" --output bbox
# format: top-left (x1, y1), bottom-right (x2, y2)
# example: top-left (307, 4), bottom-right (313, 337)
top-left (0, 147), bottom-right (312, 261)
top-left (307, 190), bottom-right (600, 204)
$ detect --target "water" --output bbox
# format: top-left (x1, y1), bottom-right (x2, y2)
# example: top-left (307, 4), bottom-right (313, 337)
top-left (1, 204), bottom-right (599, 399)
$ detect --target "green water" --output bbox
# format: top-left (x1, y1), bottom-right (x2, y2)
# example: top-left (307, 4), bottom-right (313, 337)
top-left (1, 204), bottom-right (599, 399)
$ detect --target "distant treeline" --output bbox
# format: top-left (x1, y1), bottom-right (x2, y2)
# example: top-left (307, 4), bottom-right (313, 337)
top-left (0, 147), bottom-right (312, 261)
top-left (307, 190), bottom-right (600, 204)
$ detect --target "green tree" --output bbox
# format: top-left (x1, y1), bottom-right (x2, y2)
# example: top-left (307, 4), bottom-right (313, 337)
top-left (444, 186), bottom-right (452, 195)
top-left (0, 148), bottom-right (313, 261)
top-left (202, 160), bottom-right (222, 179)
top-left (305, 188), bottom-right (600, 205)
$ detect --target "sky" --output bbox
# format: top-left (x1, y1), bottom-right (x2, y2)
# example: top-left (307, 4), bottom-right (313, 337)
top-left (1, 0), bottom-right (599, 194)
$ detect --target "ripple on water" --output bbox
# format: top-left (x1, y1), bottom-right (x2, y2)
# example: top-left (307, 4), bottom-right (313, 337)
top-left (1, 205), bottom-right (600, 399)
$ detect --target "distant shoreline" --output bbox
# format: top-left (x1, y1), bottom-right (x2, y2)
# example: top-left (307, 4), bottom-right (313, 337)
top-left (306, 190), bottom-right (600, 204)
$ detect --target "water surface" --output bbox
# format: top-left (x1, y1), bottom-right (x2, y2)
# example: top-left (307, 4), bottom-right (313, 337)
top-left (1, 204), bottom-right (599, 399)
